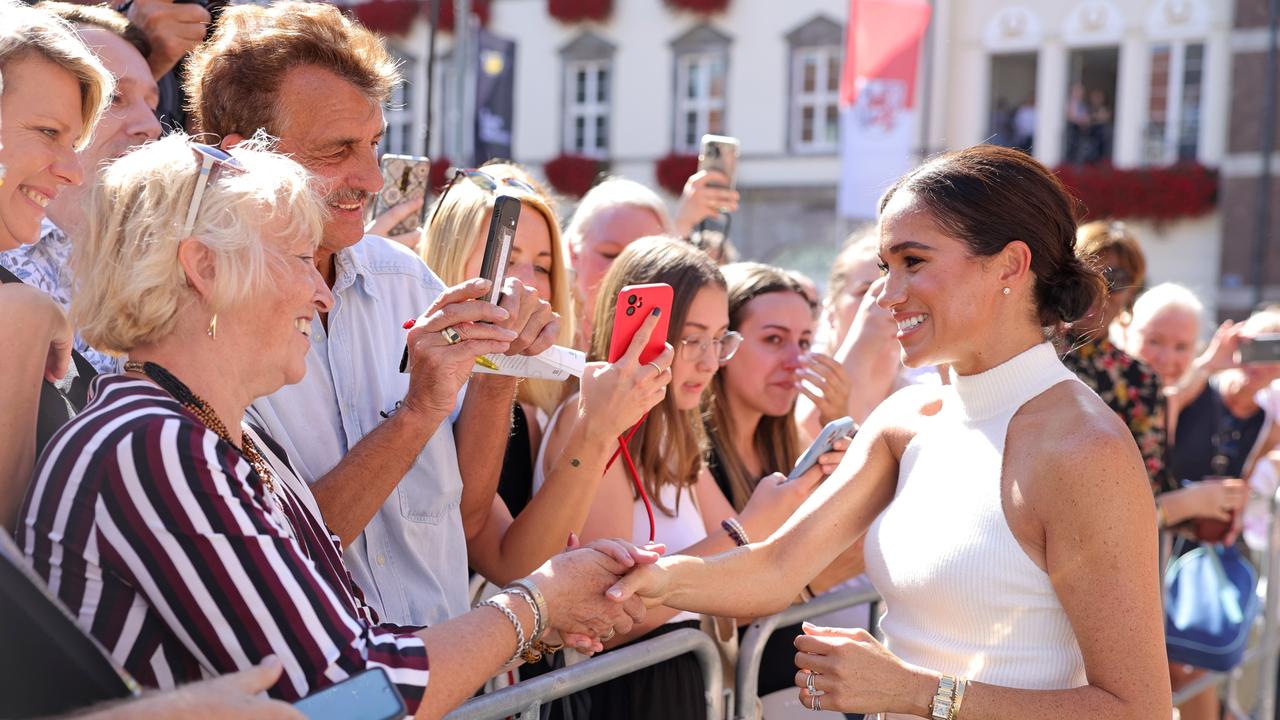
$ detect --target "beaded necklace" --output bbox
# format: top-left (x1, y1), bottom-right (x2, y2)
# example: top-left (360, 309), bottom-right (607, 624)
top-left (124, 360), bottom-right (282, 510)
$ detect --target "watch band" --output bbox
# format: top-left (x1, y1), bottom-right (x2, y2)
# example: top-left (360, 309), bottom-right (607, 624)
top-left (930, 674), bottom-right (957, 720)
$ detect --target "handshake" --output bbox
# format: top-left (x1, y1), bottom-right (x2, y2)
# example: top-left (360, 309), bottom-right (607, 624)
top-left (524, 536), bottom-right (669, 654)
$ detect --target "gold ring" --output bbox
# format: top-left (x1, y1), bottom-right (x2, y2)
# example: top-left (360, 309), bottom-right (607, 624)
top-left (441, 327), bottom-right (462, 345)
top-left (647, 361), bottom-right (663, 373)
top-left (601, 628), bottom-right (616, 641)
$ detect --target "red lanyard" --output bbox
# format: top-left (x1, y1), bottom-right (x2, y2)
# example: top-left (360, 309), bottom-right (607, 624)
top-left (604, 414), bottom-right (656, 543)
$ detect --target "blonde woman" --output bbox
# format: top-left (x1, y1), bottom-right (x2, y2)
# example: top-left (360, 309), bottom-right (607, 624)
top-left (0, 0), bottom-right (112, 521)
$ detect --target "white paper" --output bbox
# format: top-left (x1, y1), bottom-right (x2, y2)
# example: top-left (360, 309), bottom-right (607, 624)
top-left (473, 344), bottom-right (586, 381)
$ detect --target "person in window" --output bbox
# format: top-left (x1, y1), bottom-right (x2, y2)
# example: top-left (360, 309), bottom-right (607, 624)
top-left (19, 133), bottom-right (656, 716)
top-left (1061, 220), bottom-right (1170, 495)
top-left (1086, 89), bottom-right (1113, 163)
top-left (1065, 84), bottom-right (1091, 164)
top-left (537, 238), bottom-right (824, 720)
top-left (610, 146), bottom-right (1172, 719)
top-left (0, 0), bottom-right (112, 516)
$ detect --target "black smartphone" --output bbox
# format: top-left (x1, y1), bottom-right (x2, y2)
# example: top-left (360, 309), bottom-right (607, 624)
top-left (372, 154), bottom-right (432, 236)
top-left (786, 416), bottom-right (856, 482)
top-left (1240, 333), bottom-right (1280, 364)
top-left (478, 195), bottom-right (521, 305)
top-left (293, 668), bottom-right (406, 720)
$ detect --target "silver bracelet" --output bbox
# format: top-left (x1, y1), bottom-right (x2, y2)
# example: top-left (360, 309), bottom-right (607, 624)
top-left (502, 587), bottom-right (544, 641)
top-left (509, 578), bottom-right (549, 639)
top-left (477, 598), bottom-right (526, 666)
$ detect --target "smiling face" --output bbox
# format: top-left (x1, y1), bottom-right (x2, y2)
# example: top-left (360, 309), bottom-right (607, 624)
top-left (875, 191), bottom-right (1006, 372)
top-left (0, 54), bottom-right (85, 249)
top-left (723, 291), bottom-right (813, 417)
top-left (271, 65), bottom-right (385, 257)
top-left (463, 199), bottom-right (554, 300)
top-left (672, 284), bottom-right (730, 411)
top-left (1128, 304), bottom-right (1199, 383)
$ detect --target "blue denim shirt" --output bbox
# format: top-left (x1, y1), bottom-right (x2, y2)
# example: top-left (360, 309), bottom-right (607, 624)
top-left (248, 235), bottom-right (470, 627)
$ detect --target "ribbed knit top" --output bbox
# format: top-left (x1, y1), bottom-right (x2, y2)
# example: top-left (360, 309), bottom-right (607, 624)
top-left (863, 343), bottom-right (1087, 715)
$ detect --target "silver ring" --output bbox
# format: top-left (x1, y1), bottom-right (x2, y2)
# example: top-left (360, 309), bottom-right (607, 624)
top-left (441, 326), bottom-right (462, 345)
top-left (813, 694), bottom-right (822, 712)
top-left (805, 670), bottom-right (818, 693)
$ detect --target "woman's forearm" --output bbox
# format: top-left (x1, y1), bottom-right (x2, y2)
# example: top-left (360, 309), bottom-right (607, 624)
top-left (662, 544), bottom-right (798, 618)
top-left (942, 678), bottom-right (1169, 720)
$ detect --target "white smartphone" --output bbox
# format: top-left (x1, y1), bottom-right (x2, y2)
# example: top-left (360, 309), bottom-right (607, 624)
top-left (786, 416), bottom-right (856, 482)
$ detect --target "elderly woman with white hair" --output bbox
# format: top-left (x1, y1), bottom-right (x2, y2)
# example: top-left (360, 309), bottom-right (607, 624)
top-left (0, 0), bottom-right (112, 523)
top-left (17, 133), bottom-right (656, 717)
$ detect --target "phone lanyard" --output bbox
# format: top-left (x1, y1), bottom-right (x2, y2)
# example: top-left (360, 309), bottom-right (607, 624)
top-left (603, 413), bottom-right (656, 543)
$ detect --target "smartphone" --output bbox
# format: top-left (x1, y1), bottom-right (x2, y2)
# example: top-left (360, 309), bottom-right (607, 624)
top-left (478, 195), bottom-right (521, 305)
top-left (1239, 333), bottom-right (1280, 364)
top-left (293, 668), bottom-right (406, 720)
top-left (786, 416), bottom-right (857, 482)
top-left (608, 283), bottom-right (673, 364)
top-left (698, 134), bottom-right (740, 190)
top-left (372, 154), bottom-right (432, 237)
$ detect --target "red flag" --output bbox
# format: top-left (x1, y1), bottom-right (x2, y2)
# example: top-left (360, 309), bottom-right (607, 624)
top-left (840, 0), bottom-right (932, 111)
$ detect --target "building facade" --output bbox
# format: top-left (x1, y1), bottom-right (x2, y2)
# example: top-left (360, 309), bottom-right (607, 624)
top-left (377, 0), bottom-right (1271, 321)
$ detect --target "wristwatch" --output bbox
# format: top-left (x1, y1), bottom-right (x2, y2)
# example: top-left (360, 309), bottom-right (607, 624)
top-left (930, 675), bottom-right (957, 720)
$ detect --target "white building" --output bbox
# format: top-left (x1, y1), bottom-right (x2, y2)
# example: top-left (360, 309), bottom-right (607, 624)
top-left (379, 0), bottom-right (1240, 319)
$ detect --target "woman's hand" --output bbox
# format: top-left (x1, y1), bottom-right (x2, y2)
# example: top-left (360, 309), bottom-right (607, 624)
top-left (793, 623), bottom-right (933, 716)
top-left (738, 468), bottom-right (824, 539)
top-left (798, 353), bottom-right (852, 427)
top-left (530, 539), bottom-right (664, 649)
top-left (1195, 320), bottom-right (1246, 374)
top-left (104, 658), bottom-right (303, 719)
top-left (674, 169), bottom-right (740, 238)
top-left (366, 196), bottom-right (425, 249)
top-left (1163, 478), bottom-right (1249, 545)
top-left (579, 308), bottom-right (673, 440)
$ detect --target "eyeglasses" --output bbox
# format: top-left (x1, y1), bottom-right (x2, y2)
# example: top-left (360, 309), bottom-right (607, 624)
top-left (428, 168), bottom-right (538, 229)
top-left (679, 330), bottom-right (743, 364)
top-left (182, 143), bottom-right (244, 238)
top-left (1101, 265), bottom-right (1133, 293)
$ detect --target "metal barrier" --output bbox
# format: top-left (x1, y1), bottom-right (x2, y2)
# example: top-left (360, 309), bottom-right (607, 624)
top-left (443, 628), bottom-right (724, 720)
top-left (734, 586), bottom-right (882, 720)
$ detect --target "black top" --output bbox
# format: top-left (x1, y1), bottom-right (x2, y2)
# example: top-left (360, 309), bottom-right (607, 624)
top-left (1171, 384), bottom-right (1266, 483)
top-left (497, 402), bottom-right (535, 518)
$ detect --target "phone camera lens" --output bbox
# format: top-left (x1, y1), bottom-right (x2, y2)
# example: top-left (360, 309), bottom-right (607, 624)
top-left (627, 295), bottom-right (637, 305)
top-left (625, 306), bottom-right (636, 316)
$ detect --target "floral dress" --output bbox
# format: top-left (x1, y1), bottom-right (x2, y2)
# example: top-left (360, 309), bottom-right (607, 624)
top-left (1061, 335), bottom-right (1173, 495)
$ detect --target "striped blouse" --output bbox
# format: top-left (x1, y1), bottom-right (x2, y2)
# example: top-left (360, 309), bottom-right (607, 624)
top-left (17, 375), bottom-right (430, 710)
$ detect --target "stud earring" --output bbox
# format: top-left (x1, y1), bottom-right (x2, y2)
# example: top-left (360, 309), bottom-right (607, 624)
top-left (207, 314), bottom-right (218, 339)
top-left (1002, 287), bottom-right (1011, 296)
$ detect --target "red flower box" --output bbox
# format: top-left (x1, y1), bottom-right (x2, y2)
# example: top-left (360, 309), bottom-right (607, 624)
top-left (665, 0), bottom-right (729, 14)
top-left (1055, 162), bottom-right (1218, 223)
top-left (427, 0), bottom-right (490, 31)
top-left (544, 153), bottom-right (609, 197)
top-left (655, 153), bottom-right (699, 196)
top-left (341, 0), bottom-right (420, 35)
top-left (548, 0), bottom-right (612, 23)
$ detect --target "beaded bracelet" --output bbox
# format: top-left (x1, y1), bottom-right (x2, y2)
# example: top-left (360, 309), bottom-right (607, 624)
top-left (478, 598), bottom-right (526, 666)
top-left (721, 517), bottom-right (750, 546)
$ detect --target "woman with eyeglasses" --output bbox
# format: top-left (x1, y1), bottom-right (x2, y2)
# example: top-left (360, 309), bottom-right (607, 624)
top-left (0, 1), bottom-right (112, 521)
top-left (19, 134), bottom-right (662, 717)
top-left (1060, 220), bottom-right (1169, 495)
top-left (536, 237), bottom-right (824, 720)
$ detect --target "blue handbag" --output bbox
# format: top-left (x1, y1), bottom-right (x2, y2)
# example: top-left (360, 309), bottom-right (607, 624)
top-left (1164, 542), bottom-right (1259, 672)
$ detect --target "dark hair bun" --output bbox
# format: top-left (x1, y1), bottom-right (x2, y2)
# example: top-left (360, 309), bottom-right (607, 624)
top-left (1036, 257), bottom-right (1105, 326)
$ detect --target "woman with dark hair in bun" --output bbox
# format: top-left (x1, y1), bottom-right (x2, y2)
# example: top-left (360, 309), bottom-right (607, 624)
top-left (609, 145), bottom-right (1172, 719)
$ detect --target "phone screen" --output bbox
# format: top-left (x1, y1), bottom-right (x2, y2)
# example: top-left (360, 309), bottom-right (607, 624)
top-left (294, 669), bottom-right (406, 720)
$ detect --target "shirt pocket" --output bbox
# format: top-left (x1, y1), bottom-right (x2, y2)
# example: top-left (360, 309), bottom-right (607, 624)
top-left (395, 445), bottom-right (463, 524)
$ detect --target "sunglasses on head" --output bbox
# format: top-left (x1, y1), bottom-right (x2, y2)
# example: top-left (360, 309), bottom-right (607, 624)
top-left (428, 168), bottom-right (538, 229)
top-left (182, 143), bottom-right (245, 238)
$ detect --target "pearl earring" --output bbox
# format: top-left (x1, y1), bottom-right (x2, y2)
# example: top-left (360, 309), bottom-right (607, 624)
top-left (1002, 287), bottom-right (1011, 296)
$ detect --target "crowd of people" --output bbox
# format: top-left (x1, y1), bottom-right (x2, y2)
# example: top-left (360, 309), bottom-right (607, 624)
top-left (2, 1), bottom-right (1279, 719)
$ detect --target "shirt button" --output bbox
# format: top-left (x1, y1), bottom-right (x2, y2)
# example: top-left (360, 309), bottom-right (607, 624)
top-left (377, 554), bottom-right (386, 566)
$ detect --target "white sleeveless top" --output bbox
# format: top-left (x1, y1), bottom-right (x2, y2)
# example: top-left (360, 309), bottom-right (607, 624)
top-left (863, 343), bottom-right (1087, 717)
top-left (534, 397), bottom-right (705, 625)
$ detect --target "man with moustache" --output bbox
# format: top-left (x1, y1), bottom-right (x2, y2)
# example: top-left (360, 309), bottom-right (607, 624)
top-left (183, 2), bottom-right (590, 633)
top-left (0, 2), bottom-right (161, 375)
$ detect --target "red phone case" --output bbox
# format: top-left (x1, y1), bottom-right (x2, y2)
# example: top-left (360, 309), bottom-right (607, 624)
top-left (609, 284), bottom-right (673, 364)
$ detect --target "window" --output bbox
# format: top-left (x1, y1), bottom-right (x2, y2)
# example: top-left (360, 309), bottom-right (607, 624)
top-left (987, 53), bottom-right (1038, 152)
top-left (1063, 47), bottom-right (1118, 165)
top-left (564, 60), bottom-right (610, 158)
top-left (1143, 41), bottom-right (1204, 164)
top-left (382, 52), bottom-right (415, 156)
top-left (674, 52), bottom-right (727, 152)
top-left (670, 24), bottom-right (732, 153)
top-left (560, 32), bottom-right (615, 158)
top-left (786, 15), bottom-right (843, 153)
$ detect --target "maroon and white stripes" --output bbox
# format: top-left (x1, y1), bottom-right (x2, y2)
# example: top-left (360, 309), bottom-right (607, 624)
top-left (18, 375), bottom-right (429, 710)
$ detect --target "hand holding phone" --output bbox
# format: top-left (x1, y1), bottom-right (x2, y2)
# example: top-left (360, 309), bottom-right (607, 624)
top-left (608, 284), bottom-right (673, 364)
top-left (787, 416), bottom-right (857, 482)
top-left (293, 668), bottom-right (406, 720)
top-left (478, 195), bottom-right (522, 306)
top-left (1239, 333), bottom-right (1280, 365)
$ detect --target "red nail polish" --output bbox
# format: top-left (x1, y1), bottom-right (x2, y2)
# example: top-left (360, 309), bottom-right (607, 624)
top-left (402, 319), bottom-right (415, 329)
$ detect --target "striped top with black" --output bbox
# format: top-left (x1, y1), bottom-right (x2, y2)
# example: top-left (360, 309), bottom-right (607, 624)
top-left (17, 374), bottom-right (430, 710)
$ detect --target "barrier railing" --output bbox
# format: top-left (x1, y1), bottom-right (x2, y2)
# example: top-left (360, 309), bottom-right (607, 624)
top-left (734, 585), bottom-right (882, 720)
top-left (443, 627), bottom-right (724, 720)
